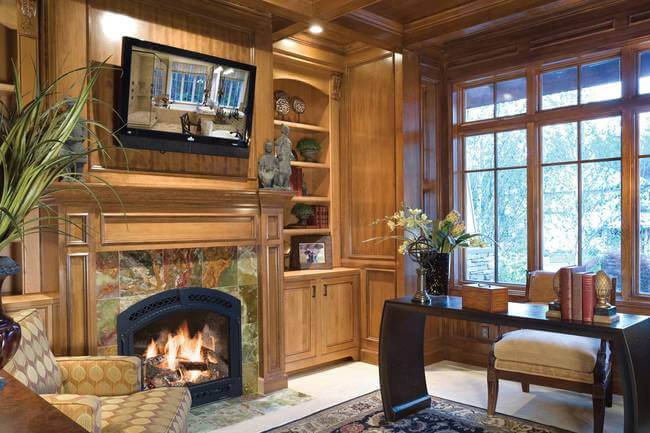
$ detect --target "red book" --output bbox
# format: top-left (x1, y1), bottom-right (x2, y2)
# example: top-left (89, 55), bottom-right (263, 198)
top-left (571, 272), bottom-right (585, 321)
top-left (289, 168), bottom-right (303, 196)
top-left (582, 273), bottom-right (595, 322)
top-left (559, 267), bottom-right (572, 320)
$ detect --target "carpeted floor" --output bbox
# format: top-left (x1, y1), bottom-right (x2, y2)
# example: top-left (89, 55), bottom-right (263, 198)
top-left (264, 390), bottom-right (573, 433)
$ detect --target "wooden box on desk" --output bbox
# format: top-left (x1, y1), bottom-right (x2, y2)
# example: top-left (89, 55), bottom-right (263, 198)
top-left (461, 283), bottom-right (508, 313)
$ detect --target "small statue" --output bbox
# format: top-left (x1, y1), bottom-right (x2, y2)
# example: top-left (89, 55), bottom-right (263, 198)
top-left (60, 98), bottom-right (88, 178)
top-left (258, 140), bottom-right (279, 188)
top-left (274, 124), bottom-right (295, 189)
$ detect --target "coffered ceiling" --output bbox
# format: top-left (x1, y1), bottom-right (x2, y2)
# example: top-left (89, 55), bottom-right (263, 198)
top-left (220, 0), bottom-right (629, 53)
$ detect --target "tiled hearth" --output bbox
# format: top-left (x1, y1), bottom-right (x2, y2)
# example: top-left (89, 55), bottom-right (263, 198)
top-left (94, 246), bottom-right (259, 394)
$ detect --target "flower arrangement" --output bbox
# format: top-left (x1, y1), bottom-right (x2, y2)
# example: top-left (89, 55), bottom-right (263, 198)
top-left (369, 205), bottom-right (487, 262)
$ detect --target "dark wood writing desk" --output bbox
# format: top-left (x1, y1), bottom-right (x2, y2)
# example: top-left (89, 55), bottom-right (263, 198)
top-left (0, 370), bottom-right (87, 433)
top-left (379, 296), bottom-right (650, 433)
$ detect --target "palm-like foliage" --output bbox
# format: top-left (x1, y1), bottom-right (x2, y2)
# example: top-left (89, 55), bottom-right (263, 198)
top-left (0, 64), bottom-right (116, 251)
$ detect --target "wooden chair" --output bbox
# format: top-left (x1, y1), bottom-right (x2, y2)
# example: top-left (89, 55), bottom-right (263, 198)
top-left (487, 270), bottom-right (614, 433)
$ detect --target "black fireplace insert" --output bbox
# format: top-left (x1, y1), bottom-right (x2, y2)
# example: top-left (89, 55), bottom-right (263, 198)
top-left (117, 287), bottom-right (242, 406)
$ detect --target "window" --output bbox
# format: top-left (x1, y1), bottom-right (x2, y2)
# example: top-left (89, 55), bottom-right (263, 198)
top-left (464, 129), bottom-right (528, 284)
top-left (170, 61), bottom-right (207, 104)
top-left (219, 78), bottom-right (244, 109)
top-left (639, 112), bottom-right (650, 293)
top-left (540, 58), bottom-right (621, 110)
top-left (451, 47), bottom-right (650, 299)
top-left (541, 117), bottom-right (622, 283)
top-left (463, 77), bottom-right (526, 122)
top-left (640, 51), bottom-right (650, 94)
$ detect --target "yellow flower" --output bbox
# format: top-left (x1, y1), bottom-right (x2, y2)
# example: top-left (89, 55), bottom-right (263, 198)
top-left (451, 223), bottom-right (465, 237)
top-left (398, 241), bottom-right (409, 255)
top-left (387, 221), bottom-right (396, 232)
top-left (445, 210), bottom-right (461, 224)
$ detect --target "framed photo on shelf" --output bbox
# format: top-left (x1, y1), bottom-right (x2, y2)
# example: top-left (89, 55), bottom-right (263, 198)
top-left (290, 235), bottom-right (333, 270)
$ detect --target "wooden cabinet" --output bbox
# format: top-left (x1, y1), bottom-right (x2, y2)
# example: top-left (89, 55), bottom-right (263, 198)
top-left (284, 269), bottom-right (360, 372)
top-left (284, 279), bottom-right (318, 364)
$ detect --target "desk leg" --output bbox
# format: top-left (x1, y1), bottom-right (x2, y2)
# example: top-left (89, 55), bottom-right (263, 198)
top-left (617, 320), bottom-right (650, 433)
top-left (379, 302), bottom-right (430, 421)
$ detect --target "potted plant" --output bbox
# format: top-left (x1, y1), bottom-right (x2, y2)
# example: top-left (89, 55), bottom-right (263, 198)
top-left (291, 203), bottom-right (314, 226)
top-left (367, 206), bottom-right (488, 303)
top-left (0, 65), bottom-right (114, 369)
top-left (296, 138), bottom-right (321, 162)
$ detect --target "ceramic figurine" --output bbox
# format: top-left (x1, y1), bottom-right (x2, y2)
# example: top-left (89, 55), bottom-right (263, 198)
top-left (258, 140), bottom-right (279, 188)
top-left (274, 124), bottom-right (295, 189)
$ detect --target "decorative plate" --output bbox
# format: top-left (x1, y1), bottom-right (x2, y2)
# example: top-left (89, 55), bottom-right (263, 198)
top-left (276, 97), bottom-right (291, 117)
top-left (292, 97), bottom-right (306, 114)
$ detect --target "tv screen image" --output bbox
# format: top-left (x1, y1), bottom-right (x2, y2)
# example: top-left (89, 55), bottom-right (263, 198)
top-left (119, 37), bottom-right (256, 158)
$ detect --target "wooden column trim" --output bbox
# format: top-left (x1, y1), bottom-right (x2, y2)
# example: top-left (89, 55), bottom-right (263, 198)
top-left (258, 190), bottom-right (293, 393)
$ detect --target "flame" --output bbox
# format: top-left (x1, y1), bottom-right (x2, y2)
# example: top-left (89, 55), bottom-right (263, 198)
top-left (145, 338), bottom-right (158, 359)
top-left (144, 321), bottom-right (214, 382)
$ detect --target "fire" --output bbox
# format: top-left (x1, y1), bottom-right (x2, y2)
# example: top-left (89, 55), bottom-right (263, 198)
top-left (143, 321), bottom-right (221, 386)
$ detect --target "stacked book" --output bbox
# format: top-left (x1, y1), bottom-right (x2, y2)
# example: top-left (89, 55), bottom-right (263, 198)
top-left (308, 205), bottom-right (329, 229)
top-left (548, 266), bottom-right (618, 323)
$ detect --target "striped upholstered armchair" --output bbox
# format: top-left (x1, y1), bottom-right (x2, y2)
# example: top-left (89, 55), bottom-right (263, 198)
top-left (3, 309), bottom-right (191, 433)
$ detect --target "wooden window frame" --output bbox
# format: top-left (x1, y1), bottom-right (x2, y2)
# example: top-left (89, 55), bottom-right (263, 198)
top-left (450, 43), bottom-right (650, 305)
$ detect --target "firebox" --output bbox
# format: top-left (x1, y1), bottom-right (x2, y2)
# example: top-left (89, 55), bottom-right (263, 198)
top-left (117, 287), bottom-right (243, 406)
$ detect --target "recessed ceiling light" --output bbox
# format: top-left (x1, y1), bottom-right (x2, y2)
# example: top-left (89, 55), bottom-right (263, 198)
top-left (309, 24), bottom-right (323, 35)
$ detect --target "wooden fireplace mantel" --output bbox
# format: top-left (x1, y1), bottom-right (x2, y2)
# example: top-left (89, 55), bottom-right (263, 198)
top-left (43, 182), bottom-right (293, 393)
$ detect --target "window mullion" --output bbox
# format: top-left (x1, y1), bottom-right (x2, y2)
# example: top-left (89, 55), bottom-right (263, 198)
top-left (577, 121), bottom-right (583, 267)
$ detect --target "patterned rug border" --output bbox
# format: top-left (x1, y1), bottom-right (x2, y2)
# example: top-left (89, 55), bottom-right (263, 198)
top-left (262, 390), bottom-right (575, 433)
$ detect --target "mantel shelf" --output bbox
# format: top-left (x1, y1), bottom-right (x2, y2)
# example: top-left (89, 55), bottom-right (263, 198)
top-left (291, 196), bottom-right (329, 204)
top-left (283, 227), bottom-right (330, 236)
top-left (290, 161), bottom-right (329, 170)
top-left (274, 119), bottom-right (329, 133)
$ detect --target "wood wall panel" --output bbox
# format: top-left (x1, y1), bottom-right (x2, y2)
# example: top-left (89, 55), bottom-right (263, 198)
top-left (344, 53), bottom-right (397, 260)
top-left (66, 253), bottom-right (89, 355)
top-left (364, 268), bottom-right (396, 340)
top-left (85, 0), bottom-right (260, 179)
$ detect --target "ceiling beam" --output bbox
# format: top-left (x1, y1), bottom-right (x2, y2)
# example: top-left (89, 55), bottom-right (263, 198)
top-left (347, 9), bottom-right (403, 36)
top-left (314, 0), bottom-right (384, 21)
top-left (273, 22), bottom-right (308, 42)
top-left (222, 0), bottom-right (401, 51)
top-left (403, 0), bottom-right (622, 48)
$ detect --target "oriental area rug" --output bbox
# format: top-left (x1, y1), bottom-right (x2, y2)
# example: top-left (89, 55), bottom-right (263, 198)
top-left (264, 390), bottom-right (572, 433)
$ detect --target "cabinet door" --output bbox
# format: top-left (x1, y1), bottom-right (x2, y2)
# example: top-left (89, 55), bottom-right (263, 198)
top-left (284, 279), bottom-right (318, 364)
top-left (320, 275), bottom-right (359, 355)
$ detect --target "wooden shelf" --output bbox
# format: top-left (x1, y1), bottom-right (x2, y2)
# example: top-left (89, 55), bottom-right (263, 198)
top-left (291, 195), bottom-right (329, 204)
top-left (284, 227), bottom-right (330, 236)
top-left (274, 119), bottom-right (328, 133)
top-left (0, 82), bottom-right (15, 93)
top-left (284, 267), bottom-right (360, 281)
top-left (291, 161), bottom-right (329, 170)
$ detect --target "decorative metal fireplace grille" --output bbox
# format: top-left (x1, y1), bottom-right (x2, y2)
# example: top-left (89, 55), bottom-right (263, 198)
top-left (117, 288), bottom-right (242, 406)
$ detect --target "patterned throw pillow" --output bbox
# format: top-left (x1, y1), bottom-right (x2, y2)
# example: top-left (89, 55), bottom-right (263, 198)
top-left (3, 309), bottom-right (62, 394)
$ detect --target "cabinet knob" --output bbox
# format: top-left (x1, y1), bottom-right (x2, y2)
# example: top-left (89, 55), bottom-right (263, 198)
top-left (311, 285), bottom-right (316, 298)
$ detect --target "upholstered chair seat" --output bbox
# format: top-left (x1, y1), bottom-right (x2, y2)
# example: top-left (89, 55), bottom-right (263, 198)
top-left (494, 329), bottom-right (602, 384)
top-left (3, 309), bottom-right (191, 433)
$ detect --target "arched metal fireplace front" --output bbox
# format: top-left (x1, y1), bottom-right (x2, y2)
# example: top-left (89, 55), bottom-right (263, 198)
top-left (117, 288), bottom-right (242, 406)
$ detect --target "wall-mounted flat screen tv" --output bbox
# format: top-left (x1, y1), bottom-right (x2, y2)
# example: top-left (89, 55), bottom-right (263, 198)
top-left (118, 37), bottom-right (256, 158)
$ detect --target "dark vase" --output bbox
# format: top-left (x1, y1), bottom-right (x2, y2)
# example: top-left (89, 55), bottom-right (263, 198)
top-left (0, 257), bottom-right (21, 369)
top-left (423, 252), bottom-right (450, 296)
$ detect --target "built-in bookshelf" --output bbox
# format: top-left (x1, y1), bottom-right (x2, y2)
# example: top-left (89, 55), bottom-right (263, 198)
top-left (273, 57), bottom-right (342, 273)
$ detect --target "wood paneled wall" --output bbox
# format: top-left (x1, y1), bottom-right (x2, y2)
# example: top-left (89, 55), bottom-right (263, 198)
top-left (340, 47), bottom-right (405, 363)
top-left (41, 0), bottom-right (273, 187)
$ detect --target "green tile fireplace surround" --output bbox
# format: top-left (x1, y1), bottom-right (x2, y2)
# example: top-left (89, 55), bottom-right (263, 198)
top-left (95, 245), bottom-right (260, 394)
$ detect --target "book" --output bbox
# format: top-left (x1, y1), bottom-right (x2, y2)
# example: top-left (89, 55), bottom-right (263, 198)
top-left (582, 273), bottom-right (595, 322)
top-left (559, 267), bottom-right (572, 320)
top-left (571, 271), bottom-right (585, 321)
top-left (308, 205), bottom-right (329, 228)
top-left (289, 167), bottom-right (303, 196)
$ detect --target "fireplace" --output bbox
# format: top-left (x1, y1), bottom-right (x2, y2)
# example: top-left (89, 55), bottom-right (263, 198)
top-left (117, 287), bottom-right (243, 406)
